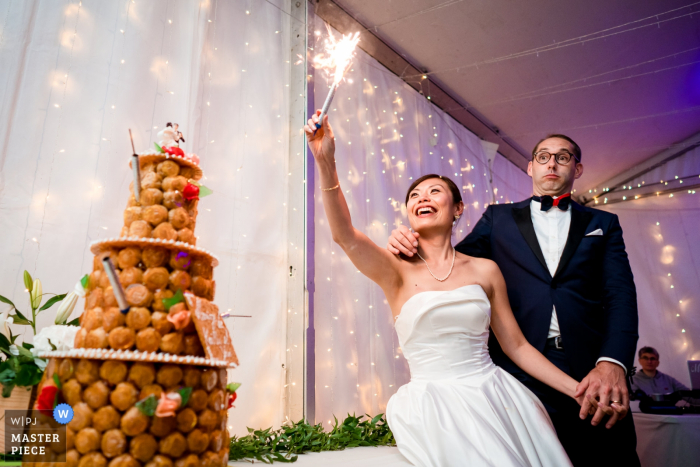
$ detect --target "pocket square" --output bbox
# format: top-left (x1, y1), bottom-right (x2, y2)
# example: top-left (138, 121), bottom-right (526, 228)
top-left (585, 228), bottom-right (603, 236)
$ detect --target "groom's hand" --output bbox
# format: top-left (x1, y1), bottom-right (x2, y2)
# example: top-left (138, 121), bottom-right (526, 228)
top-left (575, 362), bottom-right (629, 429)
top-left (387, 225), bottom-right (420, 257)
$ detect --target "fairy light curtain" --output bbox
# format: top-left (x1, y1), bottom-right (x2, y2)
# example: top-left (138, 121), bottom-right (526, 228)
top-left (311, 16), bottom-right (532, 425)
top-left (601, 146), bottom-right (700, 386)
top-left (0, 0), bottom-right (300, 435)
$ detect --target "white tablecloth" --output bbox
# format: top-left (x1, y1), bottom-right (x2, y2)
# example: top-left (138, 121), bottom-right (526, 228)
top-left (634, 412), bottom-right (700, 467)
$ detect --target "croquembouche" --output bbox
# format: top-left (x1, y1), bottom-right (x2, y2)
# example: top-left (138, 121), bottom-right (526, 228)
top-left (33, 126), bottom-right (238, 467)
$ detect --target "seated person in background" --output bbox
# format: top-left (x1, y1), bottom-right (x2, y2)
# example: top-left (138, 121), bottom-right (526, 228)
top-left (631, 346), bottom-right (689, 395)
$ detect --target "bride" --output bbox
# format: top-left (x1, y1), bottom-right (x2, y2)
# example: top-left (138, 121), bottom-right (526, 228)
top-left (305, 112), bottom-right (577, 466)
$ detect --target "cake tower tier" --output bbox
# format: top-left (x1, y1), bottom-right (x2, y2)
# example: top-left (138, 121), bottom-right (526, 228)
top-left (24, 357), bottom-right (231, 466)
top-left (122, 154), bottom-right (203, 246)
top-left (31, 133), bottom-right (238, 467)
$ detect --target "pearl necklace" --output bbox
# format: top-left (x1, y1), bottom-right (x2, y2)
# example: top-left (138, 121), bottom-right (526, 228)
top-left (416, 248), bottom-right (456, 282)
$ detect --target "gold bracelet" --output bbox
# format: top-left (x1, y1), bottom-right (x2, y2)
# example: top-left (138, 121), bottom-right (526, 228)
top-left (321, 183), bottom-right (340, 191)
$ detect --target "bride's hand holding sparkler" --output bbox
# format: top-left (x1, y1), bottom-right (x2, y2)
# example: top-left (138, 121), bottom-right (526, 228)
top-left (304, 110), bottom-right (336, 166)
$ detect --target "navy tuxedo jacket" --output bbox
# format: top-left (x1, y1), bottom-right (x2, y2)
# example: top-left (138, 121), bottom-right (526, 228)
top-left (455, 198), bottom-right (639, 383)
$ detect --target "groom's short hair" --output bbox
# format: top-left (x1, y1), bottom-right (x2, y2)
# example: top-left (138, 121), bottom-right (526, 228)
top-left (532, 134), bottom-right (582, 162)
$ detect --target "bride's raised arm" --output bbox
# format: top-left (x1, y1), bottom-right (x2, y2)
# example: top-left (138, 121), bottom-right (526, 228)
top-left (304, 111), bottom-right (402, 293)
top-left (483, 259), bottom-right (581, 399)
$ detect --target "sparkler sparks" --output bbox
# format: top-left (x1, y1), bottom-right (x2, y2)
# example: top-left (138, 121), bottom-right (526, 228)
top-left (313, 26), bottom-right (360, 130)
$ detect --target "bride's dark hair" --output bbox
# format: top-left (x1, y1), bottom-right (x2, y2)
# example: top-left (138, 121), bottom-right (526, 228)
top-left (405, 174), bottom-right (463, 205)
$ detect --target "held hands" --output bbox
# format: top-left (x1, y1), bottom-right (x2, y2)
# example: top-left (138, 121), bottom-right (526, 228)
top-left (387, 224), bottom-right (420, 257)
top-left (574, 361), bottom-right (629, 429)
top-left (304, 110), bottom-right (336, 164)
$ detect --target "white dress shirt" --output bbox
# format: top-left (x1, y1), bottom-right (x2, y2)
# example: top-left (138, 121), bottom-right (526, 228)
top-left (530, 197), bottom-right (626, 372)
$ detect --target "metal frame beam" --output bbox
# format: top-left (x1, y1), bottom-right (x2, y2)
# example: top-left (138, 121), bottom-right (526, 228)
top-left (581, 130), bottom-right (700, 206)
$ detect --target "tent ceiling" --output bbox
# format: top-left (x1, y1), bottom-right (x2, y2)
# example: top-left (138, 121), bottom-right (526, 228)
top-left (332, 0), bottom-right (700, 195)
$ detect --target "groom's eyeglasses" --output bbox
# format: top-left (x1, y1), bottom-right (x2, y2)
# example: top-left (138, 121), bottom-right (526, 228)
top-left (532, 150), bottom-right (579, 166)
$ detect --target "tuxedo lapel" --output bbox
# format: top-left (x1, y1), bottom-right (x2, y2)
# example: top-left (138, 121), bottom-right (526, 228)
top-left (512, 203), bottom-right (550, 277)
top-left (553, 202), bottom-right (593, 279)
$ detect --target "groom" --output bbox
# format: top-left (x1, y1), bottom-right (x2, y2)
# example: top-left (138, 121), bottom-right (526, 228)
top-left (387, 134), bottom-right (640, 466)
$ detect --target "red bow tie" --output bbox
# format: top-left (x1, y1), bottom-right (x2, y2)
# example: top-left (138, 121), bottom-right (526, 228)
top-left (533, 193), bottom-right (572, 211)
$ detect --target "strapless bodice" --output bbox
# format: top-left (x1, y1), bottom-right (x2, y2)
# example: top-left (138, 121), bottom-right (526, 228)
top-left (395, 285), bottom-right (495, 383)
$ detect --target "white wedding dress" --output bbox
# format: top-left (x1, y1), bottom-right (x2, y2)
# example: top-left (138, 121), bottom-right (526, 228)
top-left (386, 284), bottom-right (572, 467)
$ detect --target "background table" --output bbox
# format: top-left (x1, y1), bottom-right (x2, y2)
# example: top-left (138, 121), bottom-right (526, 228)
top-left (633, 410), bottom-right (700, 467)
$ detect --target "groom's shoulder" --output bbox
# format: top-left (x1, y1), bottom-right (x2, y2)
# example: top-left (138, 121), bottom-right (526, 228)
top-left (573, 202), bottom-right (619, 222)
top-left (487, 198), bottom-right (530, 215)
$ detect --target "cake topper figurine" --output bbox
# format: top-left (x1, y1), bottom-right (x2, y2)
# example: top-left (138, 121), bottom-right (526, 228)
top-left (157, 122), bottom-right (185, 148)
top-left (173, 123), bottom-right (185, 145)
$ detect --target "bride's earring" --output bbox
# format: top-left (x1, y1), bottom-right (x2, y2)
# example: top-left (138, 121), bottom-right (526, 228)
top-left (453, 215), bottom-right (460, 226)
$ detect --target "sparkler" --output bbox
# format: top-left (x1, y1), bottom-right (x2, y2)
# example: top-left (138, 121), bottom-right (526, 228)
top-left (102, 257), bottom-right (130, 314)
top-left (313, 26), bottom-right (360, 131)
top-left (129, 129), bottom-right (141, 203)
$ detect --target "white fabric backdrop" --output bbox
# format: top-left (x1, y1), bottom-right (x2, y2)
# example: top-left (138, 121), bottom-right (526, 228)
top-left (311, 14), bottom-right (532, 426)
top-left (0, 0), bottom-right (301, 435)
top-left (602, 147), bottom-right (700, 387)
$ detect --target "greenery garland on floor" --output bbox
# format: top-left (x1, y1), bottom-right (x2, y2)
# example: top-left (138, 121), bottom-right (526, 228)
top-left (229, 413), bottom-right (395, 463)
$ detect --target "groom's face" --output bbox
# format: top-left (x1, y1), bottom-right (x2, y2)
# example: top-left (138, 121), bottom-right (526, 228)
top-left (527, 137), bottom-right (583, 197)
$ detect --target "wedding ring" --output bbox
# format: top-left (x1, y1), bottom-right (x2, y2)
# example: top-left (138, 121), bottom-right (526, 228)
top-left (610, 400), bottom-right (622, 404)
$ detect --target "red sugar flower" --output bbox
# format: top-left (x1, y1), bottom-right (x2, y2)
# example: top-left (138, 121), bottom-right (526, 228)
top-left (183, 183), bottom-right (200, 201)
top-left (36, 385), bottom-right (59, 416)
top-left (163, 146), bottom-right (185, 157)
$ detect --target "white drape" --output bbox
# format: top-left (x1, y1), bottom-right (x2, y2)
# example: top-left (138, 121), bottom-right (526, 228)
top-left (310, 14), bottom-right (532, 426)
top-left (601, 147), bottom-right (700, 387)
top-left (0, 0), bottom-right (300, 435)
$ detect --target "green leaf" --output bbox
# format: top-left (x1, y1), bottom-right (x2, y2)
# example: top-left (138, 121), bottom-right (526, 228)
top-left (23, 271), bottom-right (33, 291)
top-left (227, 382), bottom-right (242, 393)
top-left (80, 274), bottom-right (89, 290)
top-left (39, 293), bottom-right (67, 312)
top-left (2, 381), bottom-right (16, 398)
top-left (9, 314), bottom-right (31, 325)
top-left (199, 185), bottom-right (214, 197)
top-left (135, 394), bottom-right (158, 417)
top-left (154, 142), bottom-right (164, 153)
top-left (0, 366), bottom-right (16, 384)
top-left (15, 344), bottom-right (33, 359)
top-left (14, 363), bottom-right (43, 388)
top-left (53, 373), bottom-right (62, 389)
top-left (162, 289), bottom-right (184, 310)
top-left (0, 294), bottom-right (16, 309)
top-left (178, 387), bottom-right (192, 406)
top-left (47, 339), bottom-right (57, 351)
top-left (13, 309), bottom-right (30, 322)
top-left (66, 317), bottom-right (80, 327)
top-left (0, 332), bottom-right (11, 352)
